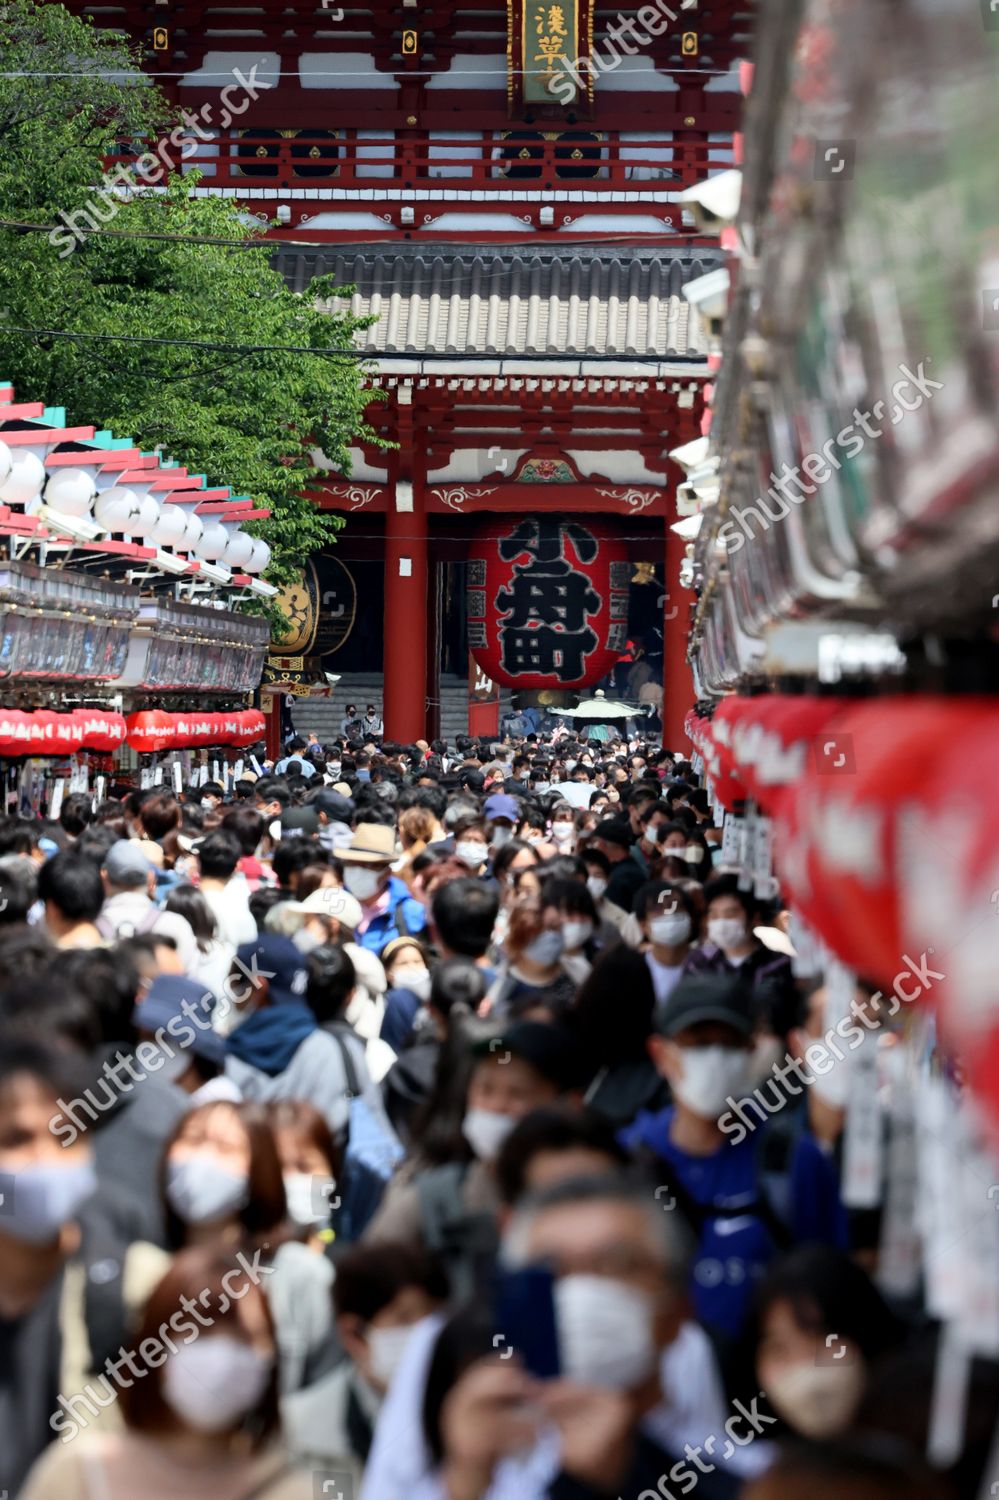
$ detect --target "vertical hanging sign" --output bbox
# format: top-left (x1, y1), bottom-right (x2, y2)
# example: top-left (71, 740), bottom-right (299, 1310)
top-left (508, 0), bottom-right (594, 114)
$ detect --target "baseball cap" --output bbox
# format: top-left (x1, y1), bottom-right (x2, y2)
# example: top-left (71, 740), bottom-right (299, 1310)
top-left (234, 934), bottom-right (309, 1007)
top-left (132, 975), bottom-right (224, 1066)
top-left (281, 806), bottom-right (321, 837)
top-left (592, 818), bottom-right (633, 849)
top-left (484, 792), bottom-right (519, 823)
top-left (312, 788), bottom-right (355, 823)
top-left (103, 839), bottom-right (154, 888)
top-left (472, 1020), bottom-right (583, 1090)
top-left (653, 973), bottom-right (755, 1040)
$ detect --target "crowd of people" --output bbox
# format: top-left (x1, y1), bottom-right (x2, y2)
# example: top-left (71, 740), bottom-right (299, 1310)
top-left (0, 719), bottom-right (991, 1500)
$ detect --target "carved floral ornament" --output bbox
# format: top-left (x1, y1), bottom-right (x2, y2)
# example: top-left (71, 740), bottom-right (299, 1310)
top-left (327, 483), bottom-right (381, 511)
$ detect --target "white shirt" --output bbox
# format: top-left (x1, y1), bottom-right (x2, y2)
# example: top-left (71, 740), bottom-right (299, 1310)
top-left (201, 875), bottom-right (257, 952)
top-left (646, 950), bottom-right (685, 1007)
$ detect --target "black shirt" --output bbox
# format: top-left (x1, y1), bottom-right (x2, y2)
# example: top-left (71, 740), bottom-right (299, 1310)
top-left (0, 1269), bottom-right (64, 1497)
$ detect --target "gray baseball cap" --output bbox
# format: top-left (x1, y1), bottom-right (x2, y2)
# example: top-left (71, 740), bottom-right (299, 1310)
top-left (103, 839), bottom-right (154, 888)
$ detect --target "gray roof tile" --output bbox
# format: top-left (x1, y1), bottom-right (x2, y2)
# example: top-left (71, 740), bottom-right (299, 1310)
top-left (273, 245), bottom-right (722, 357)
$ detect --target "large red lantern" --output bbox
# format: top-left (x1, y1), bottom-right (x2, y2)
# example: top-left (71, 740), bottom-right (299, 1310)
top-left (466, 514), bottom-right (629, 691)
top-left (79, 710), bottom-right (127, 753)
top-left (126, 710), bottom-right (175, 754)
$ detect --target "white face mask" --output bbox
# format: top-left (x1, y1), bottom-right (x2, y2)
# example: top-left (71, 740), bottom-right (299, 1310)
top-left (555, 1275), bottom-right (658, 1390)
top-left (551, 823), bottom-right (575, 844)
top-left (343, 865), bottom-right (384, 902)
top-left (648, 912), bottom-right (692, 947)
top-left (368, 1323), bottom-right (419, 1390)
top-left (521, 929), bottom-right (564, 966)
top-left (490, 824), bottom-right (513, 849)
top-left (684, 844), bottom-right (706, 865)
top-left (462, 1107), bottom-right (516, 1162)
top-left (283, 1171), bottom-right (336, 1231)
top-left (455, 840), bottom-right (487, 868)
top-left (161, 1335), bottom-right (272, 1433)
top-left (586, 875), bottom-right (607, 902)
top-left (672, 1045), bottom-right (751, 1119)
top-left (561, 918), bottom-right (593, 951)
top-left (165, 1155), bottom-right (250, 1225)
top-left (707, 916), bottom-right (749, 953)
top-left (534, 782), bottom-right (552, 795)
top-left (764, 1359), bottom-right (864, 1438)
top-left (392, 966), bottom-right (431, 1001)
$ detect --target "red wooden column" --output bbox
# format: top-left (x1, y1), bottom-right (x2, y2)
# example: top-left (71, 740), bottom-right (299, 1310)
top-left (383, 389), bottom-right (429, 741)
top-left (662, 516), bottom-right (693, 753)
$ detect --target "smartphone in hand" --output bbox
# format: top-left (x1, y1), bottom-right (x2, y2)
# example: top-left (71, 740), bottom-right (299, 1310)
top-left (493, 1264), bottom-right (561, 1380)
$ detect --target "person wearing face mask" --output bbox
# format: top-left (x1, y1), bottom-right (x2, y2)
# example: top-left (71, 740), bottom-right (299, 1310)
top-left (332, 824), bottom-right (428, 955)
top-left (622, 972), bottom-right (844, 1349)
top-left (753, 1245), bottom-right (906, 1443)
top-left (636, 881), bottom-right (697, 1007)
top-left (159, 1098), bottom-right (338, 1395)
top-left (419, 1177), bottom-right (740, 1500)
top-left (580, 848), bottom-right (630, 937)
top-left (269, 1097), bottom-right (342, 1250)
top-left (538, 876), bottom-right (599, 988)
top-left (682, 874), bottom-right (794, 999)
top-left (364, 1021), bottom-right (572, 1298)
top-left (379, 935), bottom-right (434, 1051)
top-left (483, 793), bottom-right (520, 860)
top-left (283, 1243), bottom-right (449, 1490)
top-left (450, 814), bottom-right (491, 875)
top-left (0, 1037), bottom-right (104, 1500)
top-left (486, 894), bottom-right (578, 1020)
top-left (23, 1245), bottom-right (312, 1500)
top-left (548, 804), bottom-right (579, 853)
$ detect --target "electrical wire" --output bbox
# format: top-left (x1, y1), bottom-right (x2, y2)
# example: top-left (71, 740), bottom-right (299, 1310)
top-left (0, 218), bottom-right (722, 250)
top-left (2, 324), bottom-right (708, 366)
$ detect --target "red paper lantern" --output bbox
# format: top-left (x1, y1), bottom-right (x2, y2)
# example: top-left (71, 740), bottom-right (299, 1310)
top-left (79, 710), bottom-right (127, 753)
top-left (126, 710), bottom-right (175, 754)
top-left (777, 697), bottom-right (995, 988)
top-left (465, 515), bottom-right (629, 691)
top-left (236, 710), bottom-right (265, 746)
top-left (896, 711), bottom-right (999, 1137)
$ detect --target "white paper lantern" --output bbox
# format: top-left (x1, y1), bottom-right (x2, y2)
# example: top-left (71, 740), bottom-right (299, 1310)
top-left (222, 529), bottom-right (254, 570)
top-left (0, 439), bottom-right (12, 488)
top-left (44, 468), bottom-right (97, 517)
top-left (152, 504), bottom-right (189, 548)
top-left (195, 521), bottom-right (229, 560)
top-left (183, 511), bottom-right (204, 550)
top-left (244, 538), bottom-right (271, 574)
top-left (95, 487), bottom-right (141, 530)
top-left (126, 494), bottom-right (160, 538)
top-left (0, 450), bottom-right (46, 506)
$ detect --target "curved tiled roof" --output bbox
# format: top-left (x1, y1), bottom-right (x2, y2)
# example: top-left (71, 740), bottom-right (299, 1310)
top-left (274, 245), bottom-right (721, 357)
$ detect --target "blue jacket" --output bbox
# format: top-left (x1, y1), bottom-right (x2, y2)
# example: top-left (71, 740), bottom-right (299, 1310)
top-left (354, 875), bottom-right (428, 955)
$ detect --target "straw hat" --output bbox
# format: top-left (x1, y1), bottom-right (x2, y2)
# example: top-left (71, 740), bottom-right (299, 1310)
top-left (332, 822), bottom-right (400, 864)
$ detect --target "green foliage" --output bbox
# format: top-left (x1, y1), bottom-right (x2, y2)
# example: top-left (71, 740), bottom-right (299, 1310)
top-left (0, 0), bottom-right (378, 625)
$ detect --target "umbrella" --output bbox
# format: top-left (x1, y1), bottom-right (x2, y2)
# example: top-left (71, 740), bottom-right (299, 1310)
top-left (553, 690), bottom-right (646, 720)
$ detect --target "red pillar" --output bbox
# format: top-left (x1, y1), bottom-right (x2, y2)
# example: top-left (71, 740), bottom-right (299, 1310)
top-left (662, 518), bottom-right (693, 753)
top-left (263, 692), bottom-right (282, 763)
top-left (384, 485), bottom-right (428, 743)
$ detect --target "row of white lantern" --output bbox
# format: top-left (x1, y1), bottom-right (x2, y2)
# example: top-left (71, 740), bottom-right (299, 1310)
top-left (0, 443), bottom-right (270, 573)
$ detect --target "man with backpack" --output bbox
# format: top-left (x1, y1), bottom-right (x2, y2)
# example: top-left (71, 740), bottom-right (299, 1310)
top-left (621, 972), bottom-right (845, 1350)
top-left (97, 840), bottom-right (197, 970)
